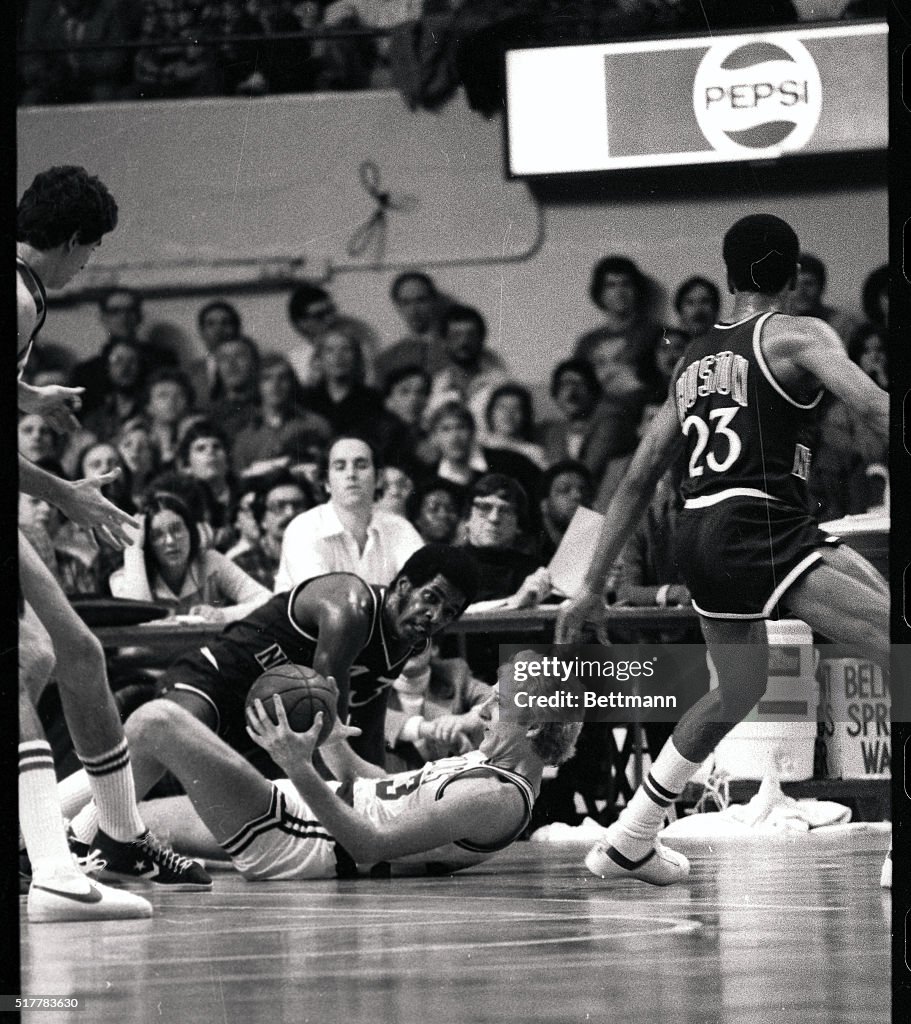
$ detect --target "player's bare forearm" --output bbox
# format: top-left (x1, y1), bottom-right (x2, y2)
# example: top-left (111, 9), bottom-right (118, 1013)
top-left (285, 760), bottom-right (386, 862)
top-left (18, 380), bottom-right (84, 433)
top-left (581, 404), bottom-right (683, 594)
top-left (319, 739), bottom-right (388, 783)
top-left (19, 452), bottom-right (70, 505)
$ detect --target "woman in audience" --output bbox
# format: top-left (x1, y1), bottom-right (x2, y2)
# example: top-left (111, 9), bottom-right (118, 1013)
top-left (376, 462), bottom-right (416, 518)
top-left (18, 464), bottom-right (99, 597)
top-left (18, 413), bottom-right (63, 465)
top-left (144, 368), bottom-right (197, 469)
top-left (116, 419), bottom-right (160, 510)
top-left (407, 477), bottom-right (465, 546)
top-left (482, 383), bottom-right (548, 470)
top-left (39, 443), bottom-right (133, 595)
top-left (77, 440), bottom-right (135, 513)
top-left (109, 492), bottom-right (270, 622)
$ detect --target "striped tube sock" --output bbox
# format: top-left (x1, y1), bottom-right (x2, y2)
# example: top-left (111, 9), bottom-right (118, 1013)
top-left (69, 802), bottom-right (100, 846)
top-left (19, 741), bottom-right (85, 884)
top-left (79, 739), bottom-right (145, 842)
top-left (610, 739), bottom-right (701, 861)
top-left (57, 768), bottom-right (94, 822)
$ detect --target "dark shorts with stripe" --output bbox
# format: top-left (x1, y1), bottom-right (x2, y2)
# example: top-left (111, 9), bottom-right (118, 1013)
top-left (155, 653), bottom-right (247, 745)
top-left (675, 497), bottom-right (840, 620)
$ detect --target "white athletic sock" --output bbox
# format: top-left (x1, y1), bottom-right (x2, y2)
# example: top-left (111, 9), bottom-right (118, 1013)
top-left (609, 739), bottom-right (701, 860)
top-left (19, 741), bottom-right (90, 891)
top-left (70, 802), bottom-right (100, 846)
top-left (78, 739), bottom-right (144, 842)
top-left (57, 768), bottom-right (94, 821)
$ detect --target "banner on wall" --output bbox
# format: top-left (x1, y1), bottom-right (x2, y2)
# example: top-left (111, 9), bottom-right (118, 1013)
top-left (505, 21), bottom-right (887, 175)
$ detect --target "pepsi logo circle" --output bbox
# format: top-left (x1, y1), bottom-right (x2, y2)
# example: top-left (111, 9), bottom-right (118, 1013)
top-left (693, 37), bottom-right (822, 155)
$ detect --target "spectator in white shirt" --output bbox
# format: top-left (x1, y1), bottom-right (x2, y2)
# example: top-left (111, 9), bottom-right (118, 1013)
top-left (274, 435), bottom-right (423, 591)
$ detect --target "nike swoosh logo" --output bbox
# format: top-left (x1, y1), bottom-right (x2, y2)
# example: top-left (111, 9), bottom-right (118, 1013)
top-left (31, 882), bottom-right (104, 904)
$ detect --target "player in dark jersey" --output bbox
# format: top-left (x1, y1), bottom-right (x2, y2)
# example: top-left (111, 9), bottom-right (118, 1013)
top-left (62, 546), bottom-right (481, 849)
top-left (557, 214), bottom-right (888, 886)
top-left (93, 652), bottom-right (582, 880)
top-left (17, 167), bottom-right (210, 923)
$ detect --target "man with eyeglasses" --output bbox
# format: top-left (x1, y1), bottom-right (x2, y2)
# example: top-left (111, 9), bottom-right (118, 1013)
top-left (460, 474), bottom-right (552, 680)
top-left (231, 472), bottom-right (314, 590)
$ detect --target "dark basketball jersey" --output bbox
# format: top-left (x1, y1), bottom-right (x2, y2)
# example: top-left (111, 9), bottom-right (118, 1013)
top-left (17, 256), bottom-right (48, 377)
top-left (671, 311), bottom-right (820, 511)
top-left (174, 574), bottom-right (426, 710)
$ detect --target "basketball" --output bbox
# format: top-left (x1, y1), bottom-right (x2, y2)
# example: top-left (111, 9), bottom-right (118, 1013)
top-left (245, 664), bottom-right (338, 745)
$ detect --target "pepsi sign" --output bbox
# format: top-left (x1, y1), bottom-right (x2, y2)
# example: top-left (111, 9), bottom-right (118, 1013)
top-left (505, 22), bottom-right (886, 175)
top-left (693, 38), bottom-right (822, 154)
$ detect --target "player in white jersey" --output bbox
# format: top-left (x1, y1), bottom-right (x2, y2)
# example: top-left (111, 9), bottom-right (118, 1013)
top-left (17, 167), bottom-right (209, 924)
top-left (113, 653), bottom-right (582, 880)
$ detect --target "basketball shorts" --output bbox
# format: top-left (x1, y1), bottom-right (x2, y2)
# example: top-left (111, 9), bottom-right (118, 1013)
top-left (221, 779), bottom-right (354, 881)
top-left (675, 496), bottom-right (840, 620)
top-left (156, 649), bottom-right (245, 742)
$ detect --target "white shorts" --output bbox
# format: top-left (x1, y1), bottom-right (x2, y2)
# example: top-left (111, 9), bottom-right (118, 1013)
top-left (220, 779), bottom-right (343, 881)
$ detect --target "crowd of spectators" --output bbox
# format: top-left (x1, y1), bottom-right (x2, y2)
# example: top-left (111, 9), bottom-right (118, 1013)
top-left (17, 0), bottom-right (886, 107)
top-left (20, 252), bottom-right (888, 620)
top-left (21, 252), bottom-right (888, 818)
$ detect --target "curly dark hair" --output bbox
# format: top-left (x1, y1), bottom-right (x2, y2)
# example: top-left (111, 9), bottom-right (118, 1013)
top-left (17, 166), bottom-right (118, 250)
top-left (588, 255), bottom-right (645, 311)
top-left (394, 544), bottom-right (480, 612)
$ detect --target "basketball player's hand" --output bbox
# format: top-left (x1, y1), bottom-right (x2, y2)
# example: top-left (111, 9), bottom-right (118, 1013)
top-left (18, 381), bottom-right (84, 434)
top-left (246, 696), bottom-right (320, 768)
top-left (423, 714), bottom-right (464, 746)
top-left (57, 470), bottom-right (140, 548)
top-left (554, 589), bottom-right (601, 644)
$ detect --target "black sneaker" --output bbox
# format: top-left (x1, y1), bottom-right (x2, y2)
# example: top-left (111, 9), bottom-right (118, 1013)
top-left (66, 826), bottom-right (92, 864)
top-left (90, 829), bottom-right (212, 891)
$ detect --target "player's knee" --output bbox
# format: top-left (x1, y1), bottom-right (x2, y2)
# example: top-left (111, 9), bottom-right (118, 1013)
top-left (19, 641), bottom-right (56, 696)
top-left (127, 698), bottom-right (184, 746)
top-left (57, 625), bottom-right (105, 675)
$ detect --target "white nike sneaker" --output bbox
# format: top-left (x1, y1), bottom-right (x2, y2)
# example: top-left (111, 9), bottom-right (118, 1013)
top-left (880, 849), bottom-right (891, 889)
top-left (585, 837), bottom-right (690, 886)
top-left (27, 878), bottom-right (153, 923)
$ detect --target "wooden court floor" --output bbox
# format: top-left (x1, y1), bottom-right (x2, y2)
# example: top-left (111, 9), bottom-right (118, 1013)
top-left (20, 835), bottom-right (890, 1024)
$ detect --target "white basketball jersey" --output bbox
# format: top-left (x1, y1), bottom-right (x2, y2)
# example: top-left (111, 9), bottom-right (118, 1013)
top-left (352, 750), bottom-right (537, 872)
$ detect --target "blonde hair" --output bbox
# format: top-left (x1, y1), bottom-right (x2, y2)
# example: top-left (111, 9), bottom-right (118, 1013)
top-left (508, 650), bottom-right (582, 766)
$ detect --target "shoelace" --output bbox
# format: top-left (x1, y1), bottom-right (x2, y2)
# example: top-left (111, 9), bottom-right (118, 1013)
top-left (691, 764), bottom-right (731, 815)
top-left (136, 833), bottom-right (196, 873)
top-left (74, 848), bottom-right (106, 877)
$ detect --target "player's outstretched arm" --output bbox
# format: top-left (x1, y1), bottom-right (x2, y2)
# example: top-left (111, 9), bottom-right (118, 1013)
top-left (290, 576), bottom-right (374, 718)
top-left (786, 317), bottom-right (888, 438)
top-left (555, 398), bottom-right (685, 643)
top-left (19, 454), bottom-right (139, 548)
top-left (18, 379), bottom-right (85, 434)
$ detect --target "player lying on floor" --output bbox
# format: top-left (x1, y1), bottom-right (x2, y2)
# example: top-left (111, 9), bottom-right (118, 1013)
top-left (60, 544), bottom-right (479, 855)
top-left (123, 653), bottom-right (582, 880)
